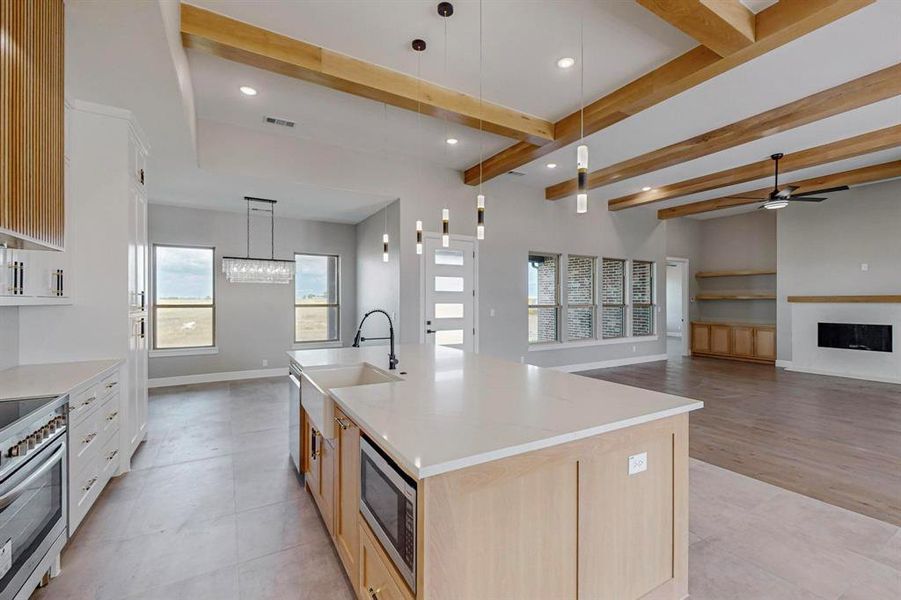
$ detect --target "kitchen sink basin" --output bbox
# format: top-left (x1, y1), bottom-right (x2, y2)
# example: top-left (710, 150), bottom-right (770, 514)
top-left (301, 363), bottom-right (401, 438)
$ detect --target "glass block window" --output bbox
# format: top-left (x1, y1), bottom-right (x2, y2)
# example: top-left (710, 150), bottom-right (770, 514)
top-left (528, 253), bottom-right (559, 343)
top-left (602, 258), bottom-right (626, 339)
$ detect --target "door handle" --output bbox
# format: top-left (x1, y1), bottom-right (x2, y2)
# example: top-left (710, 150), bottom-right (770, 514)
top-left (426, 329), bottom-right (435, 334)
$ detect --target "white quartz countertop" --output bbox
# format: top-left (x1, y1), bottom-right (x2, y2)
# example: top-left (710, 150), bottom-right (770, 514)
top-left (0, 359), bottom-right (122, 401)
top-left (287, 344), bottom-right (702, 479)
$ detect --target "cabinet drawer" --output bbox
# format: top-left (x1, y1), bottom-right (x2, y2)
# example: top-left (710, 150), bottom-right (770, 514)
top-left (70, 433), bottom-right (119, 534)
top-left (359, 520), bottom-right (414, 600)
top-left (70, 404), bottom-right (106, 480)
top-left (98, 393), bottom-right (121, 446)
top-left (97, 370), bottom-right (120, 402)
top-left (68, 385), bottom-right (102, 426)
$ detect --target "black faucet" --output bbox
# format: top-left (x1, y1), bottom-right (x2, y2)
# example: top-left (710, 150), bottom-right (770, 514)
top-left (352, 309), bottom-right (399, 370)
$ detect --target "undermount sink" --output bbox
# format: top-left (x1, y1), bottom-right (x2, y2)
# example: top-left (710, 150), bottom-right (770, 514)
top-left (300, 363), bottom-right (401, 438)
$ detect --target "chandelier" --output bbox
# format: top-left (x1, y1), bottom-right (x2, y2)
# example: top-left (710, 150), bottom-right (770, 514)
top-left (222, 197), bottom-right (295, 284)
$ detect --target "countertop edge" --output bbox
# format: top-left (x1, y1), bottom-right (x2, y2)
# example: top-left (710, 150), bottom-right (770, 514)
top-left (0, 359), bottom-right (123, 402)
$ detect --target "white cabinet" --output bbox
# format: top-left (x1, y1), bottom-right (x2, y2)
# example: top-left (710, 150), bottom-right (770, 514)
top-left (126, 313), bottom-right (148, 457)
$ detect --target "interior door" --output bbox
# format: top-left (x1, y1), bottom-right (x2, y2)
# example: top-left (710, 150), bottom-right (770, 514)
top-left (423, 235), bottom-right (476, 352)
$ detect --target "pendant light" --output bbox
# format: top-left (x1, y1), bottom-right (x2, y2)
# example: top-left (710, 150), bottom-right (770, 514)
top-left (475, 0), bottom-right (486, 240)
top-left (222, 197), bottom-right (296, 284)
top-left (412, 38), bottom-right (427, 255)
top-left (382, 104), bottom-right (390, 263)
top-left (439, 2), bottom-right (453, 248)
top-left (576, 16), bottom-right (588, 214)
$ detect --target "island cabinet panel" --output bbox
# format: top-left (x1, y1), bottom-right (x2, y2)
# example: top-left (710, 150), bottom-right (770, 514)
top-left (359, 519), bottom-right (414, 600)
top-left (333, 407), bottom-right (360, 577)
top-left (304, 411), bottom-right (334, 536)
top-left (420, 414), bottom-right (688, 600)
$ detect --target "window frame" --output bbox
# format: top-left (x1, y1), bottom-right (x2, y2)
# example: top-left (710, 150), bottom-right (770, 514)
top-left (630, 259), bottom-right (656, 337)
top-left (527, 252), bottom-right (561, 344)
top-left (601, 257), bottom-right (628, 340)
top-left (565, 254), bottom-right (597, 342)
top-left (151, 243), bottom-right (216, 351)
top-left (293, 252), bottom-right (341, 345)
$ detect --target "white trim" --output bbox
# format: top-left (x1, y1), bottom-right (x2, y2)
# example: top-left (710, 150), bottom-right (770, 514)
top-left (148, 367), bottom-right (287, 388)
top-left (67, 98), bottom-right (150, 151)
top-left (530, 335), bottom-right (659, 352)
top-left (784, 365), bottom-right (901, 385)
top-left (552, 353), bottom-right (668, 373)
top-left (150, 346), bottom-right (219, 358)
top-left (775, 359), bottom-right (793, 369)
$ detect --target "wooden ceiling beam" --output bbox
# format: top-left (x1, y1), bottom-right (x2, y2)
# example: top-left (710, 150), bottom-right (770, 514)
top-left (180, 4), bottom-right (554, 145)
top-left (546, 63), bottom-right (901, 201)
top-left (656, 160), bottom-right (901, 219)
top-left (636, 0), bottom-right (756, 57)
top-left (608, 124), bottom-right (901, 211)
top-left (463, 0), bottom-right (874, 186)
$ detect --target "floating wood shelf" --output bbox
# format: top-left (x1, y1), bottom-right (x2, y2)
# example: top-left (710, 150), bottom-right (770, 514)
top-left (787, 295), bottom-right (901, 303)
top-left (695, 269), bottom-right (776, 278)
top-left (696, 292), bottom-right (776, 301)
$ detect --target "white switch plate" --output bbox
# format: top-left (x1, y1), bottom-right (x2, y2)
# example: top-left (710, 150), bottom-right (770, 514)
top-left (489, 308), bottom-right (496, 317)
top-left (861, 263), bottom-right (869, 271)
top-left (262, 359), bottom-right (269, 367)
top-left (628, 452), bottom-right (648, 475)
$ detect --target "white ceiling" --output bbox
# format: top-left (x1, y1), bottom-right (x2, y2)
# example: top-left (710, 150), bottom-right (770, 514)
top-left (65, 0), bottom-right (901, 223)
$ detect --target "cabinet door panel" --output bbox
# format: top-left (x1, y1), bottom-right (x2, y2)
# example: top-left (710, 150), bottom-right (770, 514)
top-left (755, 328), bottom-right (776, 360)
top-left (732, 327), bottom-right (755, 357)
top-left (334, 408), bottom-right (360, 577)
top-left (359, 521), bottom-right (413, 600)
top-left (691, 324), bottom-right (710, 354)
top-left (710, 325), bottom-right (731, 355)
top-left (320, 438), bottom-right (335, 538)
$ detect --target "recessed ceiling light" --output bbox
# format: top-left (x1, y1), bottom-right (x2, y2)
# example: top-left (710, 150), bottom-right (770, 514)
top-left (446, 138), bottom-right (459, 145)
top-left (557, 57), bottom-right (576, 69)
top-left (239, 86), bottom-right (258, 96)
top-left (642, 186), bottom-right (652, 192)
top-left (546, 163), bottom-right (557, 169)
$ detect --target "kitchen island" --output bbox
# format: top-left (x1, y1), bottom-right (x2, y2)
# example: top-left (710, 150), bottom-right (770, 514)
top-left (287, 344), bottom-right (702, 600)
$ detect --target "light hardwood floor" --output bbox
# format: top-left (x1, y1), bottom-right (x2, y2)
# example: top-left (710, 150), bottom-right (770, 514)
top-left (580, 342), bottom-right (901, 526)
top-left (31, 377), bottom-right (899, 599)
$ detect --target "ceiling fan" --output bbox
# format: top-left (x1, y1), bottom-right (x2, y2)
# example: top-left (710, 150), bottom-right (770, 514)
top-left (731, 153), bottom-right (849, 210)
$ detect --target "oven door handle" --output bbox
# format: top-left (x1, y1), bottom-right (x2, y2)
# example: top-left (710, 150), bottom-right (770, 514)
top-left (0, 443), bottom-right (66, 510)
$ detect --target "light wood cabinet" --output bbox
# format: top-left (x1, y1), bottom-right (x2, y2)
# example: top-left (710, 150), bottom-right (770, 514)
top-left (691, 321), bottom-right (776, 364)
top-left (710, 325), bottom-right (732, 355)
top-left (0, 0), bottom-right (65, 250)
top-left (333, 407), bottom-right (360, 578)
top-left (359, 519), bottom-right (414, 600)
top-left (303, 410), bottom-right (334, 537)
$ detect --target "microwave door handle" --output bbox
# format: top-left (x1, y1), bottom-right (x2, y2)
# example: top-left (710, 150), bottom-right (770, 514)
top-left (0, 443), bottom-right (66, 510)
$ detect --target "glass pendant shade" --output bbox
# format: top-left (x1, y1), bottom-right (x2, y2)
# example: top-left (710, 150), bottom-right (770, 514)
top-left (415, 220), bottom-right (423, 255)
top-left (576, 144), bottom-right (588, 214)
top-left (382, 233), bottom-right (390, 262)
top-left (476, 194), bottom-right (485, 240)
top-left (222, 257), bottom-right (295, 284)
top-left (442, 208), bottom-right (450, 248)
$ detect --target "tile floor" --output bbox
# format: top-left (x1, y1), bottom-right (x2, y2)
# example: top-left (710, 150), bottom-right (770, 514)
top-left (32, 377), bottom-right (900, 600)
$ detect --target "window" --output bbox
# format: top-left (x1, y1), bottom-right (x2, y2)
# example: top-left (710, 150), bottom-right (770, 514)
top-left (528, 253), bottom-right (559, 343)
top-left (566, 255), bottom-right (596, 341)
top-left (601, 258), bottom-right (626, 339)
top-left (631, 260), bottom-right (655, 336)
top-left (295, 253), bottom-right (339, 343)
top-left (153, 245), bottom-right (215, 349)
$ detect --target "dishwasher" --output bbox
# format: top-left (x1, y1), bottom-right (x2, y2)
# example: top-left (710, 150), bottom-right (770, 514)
top-left (288, 362), bottom-right (303, 480)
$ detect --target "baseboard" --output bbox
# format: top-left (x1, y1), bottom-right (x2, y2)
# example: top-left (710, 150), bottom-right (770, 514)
top-left (148, 367), bottom-right (288, 388)
top-left (784, 365), bottom-right (901, 385)
top-left (775, 360), bottom-right (793, 369)
top-left (554, 353), bottom-right (669, 373)
top-left (666, 332), bottom-right (682, 339)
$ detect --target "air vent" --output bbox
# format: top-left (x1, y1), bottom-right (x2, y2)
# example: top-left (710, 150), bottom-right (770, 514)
top-left (263, 116), bottom-right (296, 128)
top-left (507, 170), bottom-right (526, 177)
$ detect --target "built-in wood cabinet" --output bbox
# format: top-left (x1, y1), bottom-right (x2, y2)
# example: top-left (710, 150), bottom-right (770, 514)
top-left (303, 414), bottom-right (335, 538)
top-left (359, 519), bottom-right (414, 600)
top-left (333, 407), bottom-right (360, 578)
top-left (0, 0), bottom-right (65, 250)
top-left (691, 321), bottom-right (776, 364)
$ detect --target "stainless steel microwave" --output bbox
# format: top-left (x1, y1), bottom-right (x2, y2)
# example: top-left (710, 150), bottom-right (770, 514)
top-left (359, 436), bottom-right (416, 593)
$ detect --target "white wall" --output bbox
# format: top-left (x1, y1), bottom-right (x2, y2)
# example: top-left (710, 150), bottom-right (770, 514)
top-left (777, 179), bottom-right (901, 362)
top-left (146, 204), bottom-right (358, 378)
top-left (354, 201), bottom-right (401, 344)
top-left (0, 308), bottom-right (18, 371)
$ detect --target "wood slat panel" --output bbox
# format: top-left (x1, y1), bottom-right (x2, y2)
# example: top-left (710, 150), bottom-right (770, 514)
top-left (0, 0), bottom-right (64, 249)
top-left (464, 0), bottom-right (874, 185)
top-left (546, 63), bottom-right (901, 200)
top-left (657, 160), bottom-right (901, 219)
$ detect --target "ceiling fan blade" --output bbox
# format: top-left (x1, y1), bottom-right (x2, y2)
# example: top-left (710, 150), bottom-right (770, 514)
top-left (788, 197), bottom-right (826, 202)
top-left (793, 185), bottom-right (849, 197)
top-left (775, 185), bottom-right (799, 198)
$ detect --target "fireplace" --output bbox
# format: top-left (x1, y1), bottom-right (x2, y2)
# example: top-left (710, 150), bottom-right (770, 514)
top-left (817, 323), bottom-right (892, 353)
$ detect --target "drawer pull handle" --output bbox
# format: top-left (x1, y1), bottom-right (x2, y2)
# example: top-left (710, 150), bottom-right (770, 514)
top-left (106, 411), bottom-right (118, 421)
top-left (105, 381), bottom-right (118, 389)
top-left (107, 450), bottom-right (119, 462)
top-left (82, 433), bottom-right (97, 445)
top-left (83, 396), bottom-right (96, 407)
top-left (368, 587), bottom-right (381, 600)
top-left (83, 477), bottom-right (98, 493)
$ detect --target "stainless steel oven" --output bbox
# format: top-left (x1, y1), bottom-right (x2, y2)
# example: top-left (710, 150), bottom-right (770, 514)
top-left (359, 436), bottom-right (416, 593)
top-left (0, 394), bottom-right (68, 600)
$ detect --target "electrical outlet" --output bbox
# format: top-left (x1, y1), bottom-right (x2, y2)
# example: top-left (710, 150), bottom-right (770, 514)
top-left (489, 308), bottom-right (496, 317)
top-left (861, 263), bottom-right (869, 271)
top-left (632, 345), bottom-right (637, 353)
top-left (262, 359), bottom-right (269, 367)
top-left (628, 452), bottom-right (648, 475)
